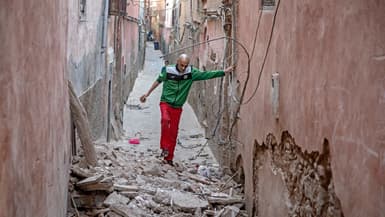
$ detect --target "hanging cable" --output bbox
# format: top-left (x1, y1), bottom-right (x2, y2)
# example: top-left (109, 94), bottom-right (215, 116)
top-left (241, 0), bottom-right (281, 105)
top-left (131, 0), bottom-right (190, 12)
top-left (161, 36), bottom-right (250, 61)
top-left (228, 0), bottom-right (282, 144)
top-left (157, 0), bottom-right (282, 148)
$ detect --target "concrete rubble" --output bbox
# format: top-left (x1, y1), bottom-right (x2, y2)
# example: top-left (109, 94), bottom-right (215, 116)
top-left (67, 142), bottom-right (248, 217)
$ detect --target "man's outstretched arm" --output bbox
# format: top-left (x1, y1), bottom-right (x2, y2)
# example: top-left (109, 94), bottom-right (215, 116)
top-left (192, 65), bottom-right (235, 81)
top-left (140, 80), bottom-right (161, 103)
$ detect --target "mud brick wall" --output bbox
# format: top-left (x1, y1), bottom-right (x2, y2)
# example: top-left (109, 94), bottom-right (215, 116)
top-left (251, 131), bottom-right (344, 217)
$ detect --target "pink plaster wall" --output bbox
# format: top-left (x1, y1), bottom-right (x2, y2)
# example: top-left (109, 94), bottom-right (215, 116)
top-left (0, 1), bottom-right (71, 217)
top-left (122, 3), bottom-right (140, 99)
top-left (192, 19), bottom-right (224, 69)
top-left (235, 0), bottom-right (385, 216)
top-left (123, 3), bottom-right (139, 65)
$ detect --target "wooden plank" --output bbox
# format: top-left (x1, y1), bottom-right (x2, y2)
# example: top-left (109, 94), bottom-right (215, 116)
top-left (207, 196), bottom-right (244, 205)
top-left (113, 184), bottom-right (139, 192)
top-left (76, 174), bottom-right (104, 187)
top-left (69, 80), bottom-right (97, 166)
top-left (78, 181), bottom-right (113, 192)
top-left (71, 165), bottom-right (93, 179)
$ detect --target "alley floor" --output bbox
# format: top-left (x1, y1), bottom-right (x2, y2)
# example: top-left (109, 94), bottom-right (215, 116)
top-left (122, 42), bottom-right (217, 165)
top-left (67, 43), bottom-right (247, 217)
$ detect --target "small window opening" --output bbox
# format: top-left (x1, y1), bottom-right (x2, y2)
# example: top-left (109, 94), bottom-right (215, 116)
top-left (261, 0), bottom-right (275, 10)
top-left (79, 0), bottom-right (87, 21)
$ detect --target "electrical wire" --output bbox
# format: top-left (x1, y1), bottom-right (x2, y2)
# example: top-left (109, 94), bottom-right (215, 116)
top-left (131, 0), bottom-right (190, 12)
top-left (228, 0), bottom-right (282, 144)
top-left (241, 0), bottom-right (281, 105)
top-left (160, 36), bottom-right (250, 61)
top-left (250, 10), bottom-right (263, 59)
top-left (211, 35), bottom-right (228, 140)
top-left (157, 0), bottom-right (282, 149)
top-left (219, 3), bottom-right (262, 76)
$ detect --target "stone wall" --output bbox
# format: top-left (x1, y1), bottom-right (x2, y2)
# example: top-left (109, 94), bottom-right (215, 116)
top-left (251, 131), bottom-right (344, 217)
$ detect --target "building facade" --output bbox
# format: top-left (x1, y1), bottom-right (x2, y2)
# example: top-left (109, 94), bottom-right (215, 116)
top-left (235, 1), bottom-right (384, 216)
top-left (67, 0), bottom-right (145, 142)
top-left (161, 0), bottom-right (385, 216)
top-left (0, 1), bottom-right (71, 216)
top-left (0, 0), bottom-right (146, 216)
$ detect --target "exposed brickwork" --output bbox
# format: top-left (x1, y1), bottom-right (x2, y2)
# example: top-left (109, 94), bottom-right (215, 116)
top-left (253, 131), bottom-right (344, 217)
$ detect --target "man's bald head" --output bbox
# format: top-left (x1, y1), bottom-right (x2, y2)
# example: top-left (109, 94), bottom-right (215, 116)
top-left (178, 54), bottom-right (190, 62)
top-left (176, 54), bottom-right (190, 73)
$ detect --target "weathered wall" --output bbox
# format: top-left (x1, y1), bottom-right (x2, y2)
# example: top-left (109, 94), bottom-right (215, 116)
top-left (168, 0), bottom-right (384, 216)
top-left (188, 17), bottom-right (229, 163)
top-left (150, 0), bottom-right (165, 42)
top-left (123, 3), bottom-right (141, 102)
top-left (138, 0), bottom-right (147, 68)
top-left (0, 1), bottom-right (71, 217)
top-left (67, 0), bottom-right (108, 140)
top-left (167, 0), bottom-right (233, 164)
top-left (235, 0), bottom-right (385, 216)
top-left (106, 3), bottom-right (143, 140)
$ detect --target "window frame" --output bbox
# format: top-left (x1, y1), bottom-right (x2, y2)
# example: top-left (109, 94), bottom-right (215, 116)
top-left (79, 0), bottom-right (87, 21)
top-left (261, 0), bottom-right (275, 10)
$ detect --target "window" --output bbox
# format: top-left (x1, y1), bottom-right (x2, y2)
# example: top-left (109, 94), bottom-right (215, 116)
top-left (79, 0), bottom-right (87, 21)
top-left (261, 0), bottom-right (275, 10)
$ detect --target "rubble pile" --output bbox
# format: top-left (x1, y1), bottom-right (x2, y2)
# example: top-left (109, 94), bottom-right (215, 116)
top-left (67, 142), bottom-right (247, 217)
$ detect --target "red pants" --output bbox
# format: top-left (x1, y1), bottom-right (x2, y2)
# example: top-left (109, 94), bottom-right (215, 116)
top-left (160, 102), bottom-right (182, 161)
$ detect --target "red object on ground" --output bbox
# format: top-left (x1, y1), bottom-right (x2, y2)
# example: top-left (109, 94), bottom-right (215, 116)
top-left (129, 138), bottom-right (140, 144)
top-left (159, 102), bottom-right (182, 161)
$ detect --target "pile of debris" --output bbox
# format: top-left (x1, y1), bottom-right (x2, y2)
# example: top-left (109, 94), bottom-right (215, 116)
top-left (67, 143), bottom-right (247, 217)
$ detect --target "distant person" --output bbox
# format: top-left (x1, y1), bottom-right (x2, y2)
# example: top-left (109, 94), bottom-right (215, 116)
top-left (140, 54), bottom-right (234, 165)
top-left (147, 31), bottom-right (153, 41)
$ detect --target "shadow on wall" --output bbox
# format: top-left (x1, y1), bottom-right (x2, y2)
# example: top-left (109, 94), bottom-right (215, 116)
top-left (252, 131), bottom-right (344, 217)
top-left (234, 154), bottom-right (245, 191)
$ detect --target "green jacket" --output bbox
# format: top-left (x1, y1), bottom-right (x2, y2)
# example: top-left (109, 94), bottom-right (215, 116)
top-left (156, 65), bottom-right (225, 108)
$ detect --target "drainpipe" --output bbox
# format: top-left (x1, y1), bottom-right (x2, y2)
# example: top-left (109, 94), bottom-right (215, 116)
top-left (221, 1), bottom-right (232, 142)
top-left (101, 0), bottom-right (112, 142)
top-left (229, 0), bottom-right (237, 143)
top-left (102, 0), bottom-right (109, 56)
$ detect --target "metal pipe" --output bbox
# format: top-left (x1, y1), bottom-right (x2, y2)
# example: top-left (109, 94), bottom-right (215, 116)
top-left (102, 0), bottom-right (109, 55)
top-left (101, 0), bottom-right (110, 141)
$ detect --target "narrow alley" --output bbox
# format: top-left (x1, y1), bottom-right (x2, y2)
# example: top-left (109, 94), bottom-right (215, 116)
top-left (122, 42), bottom-right (218, 165)
top-left (1, 1), bottom-right (384, 217)
top-left (67, 43), bottom-right (246, 217)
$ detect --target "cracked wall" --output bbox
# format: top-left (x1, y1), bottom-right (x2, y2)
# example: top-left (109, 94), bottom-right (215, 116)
top-left (67, 0), bottom-right (108, 140)
top-left (159, 1), bottom-right (384, 216)
top-left (252, 131), bottom-right (344, 217)
top-left (235, 0), bottom-right (385, 216)
top-left (68, 1), bottom-right (143, 141)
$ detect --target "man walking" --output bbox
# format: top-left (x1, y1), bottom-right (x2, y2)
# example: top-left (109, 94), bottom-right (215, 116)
top-left (140, 54), bottom-right (234, 165)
